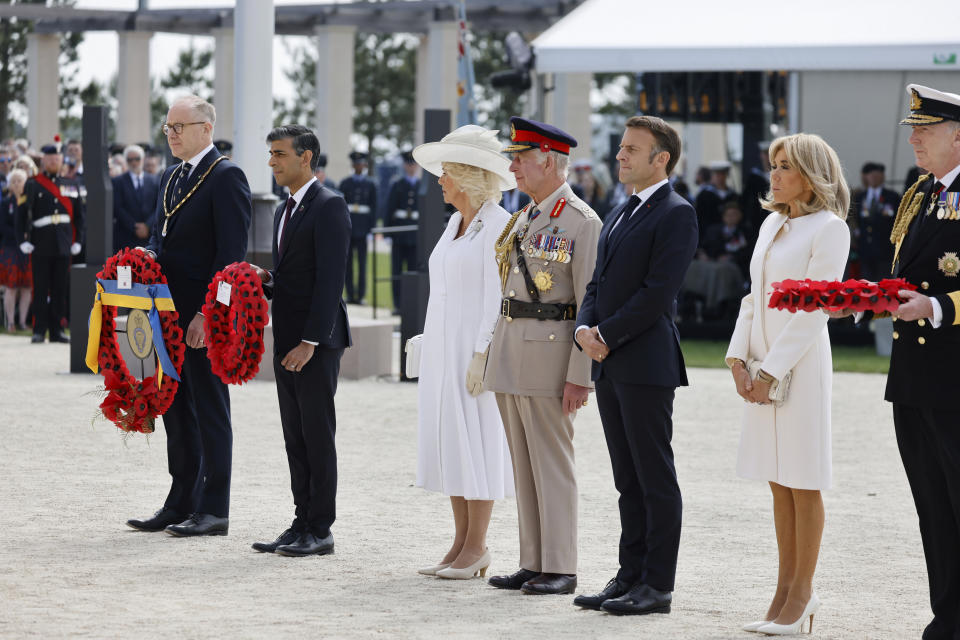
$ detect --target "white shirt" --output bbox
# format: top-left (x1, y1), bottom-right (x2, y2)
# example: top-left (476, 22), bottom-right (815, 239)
top-left (183, 143), bottom-right (215, 179)
top-left (129, 170), bottom-right (144, 190)
top-left (577, 178), bottom-right (670, 345)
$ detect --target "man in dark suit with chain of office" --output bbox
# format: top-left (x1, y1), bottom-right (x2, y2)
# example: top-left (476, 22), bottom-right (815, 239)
top-left (250, 125), bottom-right (352, 557)
top-left (113, 144), bottom-right (160, 252)
top-left (127, 95), bottom-right (252, 537)
top-left (879, 84), bottom-right (960, 640)
top-left (574, 116), bottom-right (697, 615)
top-left (15, 142), bottom-right (84, 343)
top-left (339, 151), bottom-right (377, 304)
top-left (384, 151), bottom-right (420, 313)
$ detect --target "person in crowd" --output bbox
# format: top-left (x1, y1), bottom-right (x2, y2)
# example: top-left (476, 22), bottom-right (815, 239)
top-left (682, 200), bottom-right (752, 321)
top-left (384, 151), bottom-right (420, 314)
top-left (108, 154), bottom-right (126, 178)
top-left (65, 139), bottom-right (83, 176)
top-left (703, 201), bottom-right (752, 278)
top-left (695, 160), bottom-right (739, 239)
top-left (0, 146), bottom-right (15, 194)
top-left (902, 164), bottom-right (922, 196)
top-left (572, 159), bottom-right (610, 218)
top-left (500, 186), bottom-right (530, 213)
top-left (0, 168), bottom-right (32, 331)
top-left (726, 133), bottom-right (850, 635)
top-left (411, 124), bottom-right (515, 580)
top-left (13, 156), bottom-right (37, 178)
top-left (694, 165), bottom-right (711, 194)
top-left (849, 162), bottom-right (900, 281)
top-left (573, 116), bottom-right (697, 616)
top-left (313, 153), bottom-right (338, 191)
top-left (112, 144), bottom-right (160, 253)
top-left (213, 139), bottom-right (232, 159)
top-left (14, 142), bottom-right (84, 344)
top-left (250, 125), bottom-right (351, 557)
top-left (127, 94), bottom-right (252, 537)
top-left (339, 151), bottom-right (377, 304)
top-left (484, 117), bottom-right (601, 596)
top-left (144, 152), bottom-right (163, 176)
top-left (835, 84), bottom-right (960, 640)
top-left (741, 143), bottom-right (771, 236)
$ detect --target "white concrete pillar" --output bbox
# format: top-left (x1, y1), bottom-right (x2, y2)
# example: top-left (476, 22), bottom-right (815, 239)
top-left (314, 24), bottom-right (356, 184)
top-left (116, 31), bottom-right (152, 144)
top-left (414, 21), bottom-right (458, 145)
top-left (233, 2), bottom-right (273, 194)
top-left (26, 33), bottom-right (60, 148)
top-left (212, 27), bottom-right (234, 143)
top-left (546, 72), bottom-right (592, 163)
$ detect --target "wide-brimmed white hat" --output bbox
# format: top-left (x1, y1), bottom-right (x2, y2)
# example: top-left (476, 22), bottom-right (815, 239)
top-left (412, 125), bottom-right (517, 191)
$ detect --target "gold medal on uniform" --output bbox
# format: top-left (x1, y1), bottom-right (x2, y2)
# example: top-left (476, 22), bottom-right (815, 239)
top-left (938, 251), bottom-right (960, 277)
top-left (533, 269), bottom-right (554, 292)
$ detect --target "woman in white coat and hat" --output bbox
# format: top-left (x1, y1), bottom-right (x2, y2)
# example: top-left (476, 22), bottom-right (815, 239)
top-left (412, 125), bottom-right (516, 580)
top-left (725, 133), bottom-right (850, 635)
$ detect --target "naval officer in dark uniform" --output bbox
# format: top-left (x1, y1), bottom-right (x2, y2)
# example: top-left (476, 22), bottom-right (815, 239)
top-left (833, 84), bottom-right (960, 640)
top-left (127, 95), bottom-right (252, 537)
top-left (339, 151), bottom-right (377, 304)
top-left (384, 150), bottom-right (420, 313)
top-left (15, 142), bottom-right (84, 343)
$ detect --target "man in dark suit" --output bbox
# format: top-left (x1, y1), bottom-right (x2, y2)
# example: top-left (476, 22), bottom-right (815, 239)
top-left (573, 116), bottom-right (697, 615)
top-left (881, 84), bottom-right (960, 640)
top-left (339, 151), bottom-right (377, 304)
top-left (384, 151), bottom-right (419, 313)
top-left (127, 95), bottom-right (252, 537)
top-left (849, 162), bottom-right (901, 281)
top-left (112, 144), bottom-right (160, 253)
top-left (250, 125), bottom-right (351, 557)
top-left (15, 142), bottom-right (85, 343)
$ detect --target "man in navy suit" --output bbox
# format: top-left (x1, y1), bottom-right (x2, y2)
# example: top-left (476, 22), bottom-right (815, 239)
top-left (249, 125), bottom-right (351, 556)
top-left (573, 116), bottom-right (698, 615)
top-left (127, 95), bottom-right (252, 537)
top-left (112, 144), bottom-right (160, 253)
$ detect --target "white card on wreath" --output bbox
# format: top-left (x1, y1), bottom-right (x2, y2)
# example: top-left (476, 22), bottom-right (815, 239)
top-left (216, 281), bottom-right (232, 306)
top-left (117, 265), bottom-right (132, 289)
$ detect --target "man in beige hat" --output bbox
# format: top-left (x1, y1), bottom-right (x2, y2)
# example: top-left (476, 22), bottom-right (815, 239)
top-left (484, 117), bottom-right (602, 595)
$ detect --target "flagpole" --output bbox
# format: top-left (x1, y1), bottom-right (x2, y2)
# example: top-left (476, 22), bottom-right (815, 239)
top-left (456, 0), bottom-right (478, 126)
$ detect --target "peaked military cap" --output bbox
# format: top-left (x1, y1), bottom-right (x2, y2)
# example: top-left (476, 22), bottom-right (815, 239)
top-left (349, 151), bottom-right (369, 163)
top-left (901, 84), bottom-right (960, 126)
top-left (502, 117), bottom-right (577, 155)
top-left (213, 139), bottom-right (233, 153)
top-left (316, 152), bottom-right (328, 168)
top-left (40, 144), bottom-right (61, 154)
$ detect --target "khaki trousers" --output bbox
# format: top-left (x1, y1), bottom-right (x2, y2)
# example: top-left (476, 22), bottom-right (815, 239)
top-left (495, 392), bottom-right (577, 574)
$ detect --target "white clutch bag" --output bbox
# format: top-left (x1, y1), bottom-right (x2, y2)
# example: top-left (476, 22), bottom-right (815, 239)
top-left (747, 359), bottom-right (792, 408)
top-left (405, 334), bottom-right (423, 379)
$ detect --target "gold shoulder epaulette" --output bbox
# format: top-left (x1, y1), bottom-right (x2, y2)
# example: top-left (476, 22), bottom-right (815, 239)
top-left (890, 174), bottom-right (931, 267)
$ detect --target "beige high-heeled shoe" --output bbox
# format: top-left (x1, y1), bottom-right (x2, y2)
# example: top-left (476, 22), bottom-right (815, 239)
top-left (436, 550), bottom-right (491, 580)
top-left (417, 562), bottom-right (451, 576)
top-left (757, 593), bottom-right (820, 635)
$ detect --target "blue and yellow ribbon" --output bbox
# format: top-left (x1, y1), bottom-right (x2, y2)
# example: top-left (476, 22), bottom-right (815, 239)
top-left (86, 279), bottom-right (180, 387)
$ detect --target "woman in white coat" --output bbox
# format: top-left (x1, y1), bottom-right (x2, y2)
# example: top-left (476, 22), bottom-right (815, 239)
top-left (725, 133), bottom-right (850, 635)
top-left (412, 125), bottom-right (516, 580)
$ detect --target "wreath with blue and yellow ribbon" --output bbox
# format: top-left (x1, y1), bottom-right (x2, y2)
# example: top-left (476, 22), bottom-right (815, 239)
top-left (85, 248), bottom-right (185, 433)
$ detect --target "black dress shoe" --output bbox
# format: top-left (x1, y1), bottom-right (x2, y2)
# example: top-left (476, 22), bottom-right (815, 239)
top-left (31, 333), bottom-right (44, 343)
top-left (601, 584), bottom-right (672, 615)
top-left (521, 573), bottom-right (577, 595)
top-left (50, 333), bottom-right (69, 343)
top-left (165, 513), bottom-right (229, 537)
top-left (488, 568), bottom-right (540, 590)
top-left (573, 577), bottom-right (631, 610)
top-left (127, 506), bottom-right (187, 532)
top-left (275, 531), bottom-right (334, 556)
top-left (252, 526), bottom-right (302, 553)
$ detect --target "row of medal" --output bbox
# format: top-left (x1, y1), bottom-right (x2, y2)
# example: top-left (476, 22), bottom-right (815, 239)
top-left (932, 192), bottom-right (960, 220)
top-left (523, 233), bottom-right (575, 264)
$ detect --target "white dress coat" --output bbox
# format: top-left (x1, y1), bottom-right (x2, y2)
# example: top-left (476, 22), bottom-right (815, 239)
top-left (416, 200), bottom-right (514, 500)
top-left (726, 209), bottom-right (850, 490)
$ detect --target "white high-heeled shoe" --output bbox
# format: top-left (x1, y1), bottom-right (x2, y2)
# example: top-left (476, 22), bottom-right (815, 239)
top-left (417, 562), bottom-right (451, 576)
top-left (757, 593), bottom-right (820, 635)
top-left (743, 619), bottom-right (772, 632)
top-left (436, 550), bottom-right (491, 580)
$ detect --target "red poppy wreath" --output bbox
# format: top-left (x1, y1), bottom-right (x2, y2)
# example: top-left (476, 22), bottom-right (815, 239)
top-left (768, 278), bottom-right (917, 314)
top-left (86, 248), bottom-right (185, 434)
top-left (202, 261), bottom-right (268, 385)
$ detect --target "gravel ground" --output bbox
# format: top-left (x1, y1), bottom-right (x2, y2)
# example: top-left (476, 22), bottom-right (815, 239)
top-left (0, 333), bottom-right (930, 639)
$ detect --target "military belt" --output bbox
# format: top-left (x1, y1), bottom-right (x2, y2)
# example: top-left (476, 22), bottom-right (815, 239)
top-left (394, 209), bottom-right (420, 220)
top-left (349, 204), bottom-right (372, 214)
top-left (32, 214), bottom-right (70, 227)
top-left (501, 298), bottom-right (576, 321)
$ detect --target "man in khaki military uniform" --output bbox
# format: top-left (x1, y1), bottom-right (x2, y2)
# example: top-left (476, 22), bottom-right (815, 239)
top-left (485, 117), bottom-right (602, 595)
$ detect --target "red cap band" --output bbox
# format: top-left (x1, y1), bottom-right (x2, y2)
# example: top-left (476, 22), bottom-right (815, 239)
top-left (511, 129), bottom-right (571, 155)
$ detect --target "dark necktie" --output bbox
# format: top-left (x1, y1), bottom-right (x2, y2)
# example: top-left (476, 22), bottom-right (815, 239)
top-left (173, 162), bottom-right (192, 202)
top-left (607, 194), bottom-right (641, 246)
top-left (278, 196), bottom-right (296, 255)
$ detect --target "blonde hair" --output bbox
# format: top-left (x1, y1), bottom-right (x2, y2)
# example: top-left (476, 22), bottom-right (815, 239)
top-left (13, 156), bottom-right (36, 177)
top-left (441, 161), bottom-right (502, 210)
top-left (761, 133), bottom-right (849, 220)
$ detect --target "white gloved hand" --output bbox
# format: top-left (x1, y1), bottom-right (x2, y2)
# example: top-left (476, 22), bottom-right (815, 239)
top-left (465, 351), bottom-right (488, 397)
top-left (19, 241), bottom-right (34, 254)
top-left (70, 242), bottom-right (81, 256)
top-left (133, 246), bottom-right (157, 260)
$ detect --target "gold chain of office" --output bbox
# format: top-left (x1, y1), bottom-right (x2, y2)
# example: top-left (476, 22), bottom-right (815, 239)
top-left (161, 157), bottom-right (226, 235)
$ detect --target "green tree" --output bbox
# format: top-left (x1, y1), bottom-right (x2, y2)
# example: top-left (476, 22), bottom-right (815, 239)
top-left (471, 31), bottom-right (528, 132)
top-left (160, 42), bottom-right (213, 100)
top-left (352, 33), bottom-right (417, 161)
top-left (274, 40), bottom-right (316, 127)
